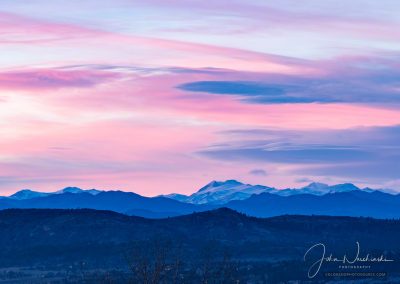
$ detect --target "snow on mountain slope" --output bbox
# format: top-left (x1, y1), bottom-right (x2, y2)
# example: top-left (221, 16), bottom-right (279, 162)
top-left (164, 180), bottom-right (377, 204)
top-left (163, 193), bottom-right (189, 202)
top-left (55, 187), bottom-right (102, 195)
top-left (280, 182), bottom-right (367, 196)
top-left (166, 180), bottom-right (277, 205)
top-left (3, 187), bottom-right (103, 200)
top-left (9, 189), bottom-right (51, 200)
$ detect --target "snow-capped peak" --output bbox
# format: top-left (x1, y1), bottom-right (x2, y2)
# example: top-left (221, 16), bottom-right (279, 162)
top-left (183, 180), bottom-right (276, 204)
top-left (9, 189), bottom-right (50, 200)
top-left (55, 187), bottom-right (102, 195)
top-left (296, 182), bottom-right (360, 195)
top-left (197, 180), bottom-right (243, 193)
top-left (302, 182), bottom-right (329, 190)
top-left (57, 187), bottom-right (84, 194)
top-left (3, 187), bottom-right (103, 200)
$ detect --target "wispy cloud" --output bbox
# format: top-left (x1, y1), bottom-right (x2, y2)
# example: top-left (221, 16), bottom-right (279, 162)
top-left (0, 68), bottom-right (119, 90)
top-left (198, 125), bottom-right (400, 182)
top-left (0, 12), bottom-right (100, 44)
top-left (249, 169), bottom-right (268, 176)
top-left (177, 54), bottom-right (400, 104)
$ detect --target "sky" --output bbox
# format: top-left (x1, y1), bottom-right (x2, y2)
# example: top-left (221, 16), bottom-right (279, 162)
top-left (0, 0), bottom-right (400, 195)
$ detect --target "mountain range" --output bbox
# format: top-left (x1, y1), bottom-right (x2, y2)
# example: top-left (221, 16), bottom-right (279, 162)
top-left (163, 180), bottom-right (375, 204)
top-left (6, 187), bottom-right (102, 200)
top-left (0, 189), bottom-right (212, 218)
top-left (0, 180), bottom-right (399, 219)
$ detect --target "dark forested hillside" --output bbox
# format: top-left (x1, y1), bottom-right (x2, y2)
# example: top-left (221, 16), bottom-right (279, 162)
top-left (0, 208), bottom-right (399, 283)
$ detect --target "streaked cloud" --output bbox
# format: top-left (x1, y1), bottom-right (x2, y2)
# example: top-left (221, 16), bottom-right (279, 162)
top-left (249, 169), bottom-right (268, 176)
top-left (198, 125), bottom-right (400, 182)
top-left (177, 53), bottom-right (400, 104)
top-left (0, 68), bottom-right (119, 90)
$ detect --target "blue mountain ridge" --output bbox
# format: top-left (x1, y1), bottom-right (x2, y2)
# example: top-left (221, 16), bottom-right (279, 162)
top-left (0, 181), bottom-right (398, 219)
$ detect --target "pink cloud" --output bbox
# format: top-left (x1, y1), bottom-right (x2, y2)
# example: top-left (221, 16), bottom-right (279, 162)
top-left (137, 0), bottom-right (400, 42)
top-left (0, 12), bottom-right (314, 74)
top-left (0, 117), bottom-right (221, 195)
top-left (1, 63), bottom-right (400, 195)
top-left (0, 68), bottom-right (120, 90)
top-left (63, 66), bottom-right (400, 130)
top-left (0, 12), bottom-right (99, 44)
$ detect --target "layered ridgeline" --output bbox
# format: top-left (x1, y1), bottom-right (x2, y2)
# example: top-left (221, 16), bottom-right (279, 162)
top-left (0, 180), bottom-right (399, 218)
